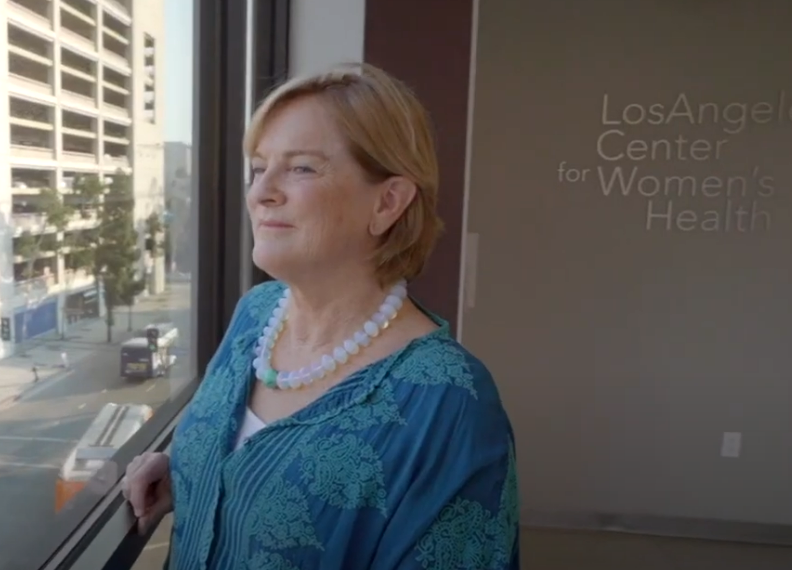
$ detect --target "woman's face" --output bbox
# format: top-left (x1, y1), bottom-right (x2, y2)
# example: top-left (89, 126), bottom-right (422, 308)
top-left (247, 96), bottom-right (388, 282)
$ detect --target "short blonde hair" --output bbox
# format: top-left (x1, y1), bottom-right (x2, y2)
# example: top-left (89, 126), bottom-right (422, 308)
top-left (243, 62), bottom-right (443, 285)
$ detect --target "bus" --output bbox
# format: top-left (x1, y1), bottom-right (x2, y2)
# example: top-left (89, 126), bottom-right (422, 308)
top-left (55, 403), bottom-right (154, 513)
top-left (120, 322), bottom-right (179, 379)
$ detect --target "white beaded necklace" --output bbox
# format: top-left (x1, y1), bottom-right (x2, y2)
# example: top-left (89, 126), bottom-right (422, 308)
top-left (252, 280), bottom-right (408, 390)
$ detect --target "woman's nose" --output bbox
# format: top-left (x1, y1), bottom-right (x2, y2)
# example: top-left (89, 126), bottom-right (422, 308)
top-left (250, 171), bottom-right (281, 204)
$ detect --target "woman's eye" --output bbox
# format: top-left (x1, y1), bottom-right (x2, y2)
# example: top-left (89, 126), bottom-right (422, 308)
top-left (292, 165), bottom-right (315, 174)
top-left (251, 166), bottom-right (266, 176)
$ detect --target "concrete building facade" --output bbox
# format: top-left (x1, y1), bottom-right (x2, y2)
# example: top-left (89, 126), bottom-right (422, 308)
top-left (0, 0), bottom-right (164, 356)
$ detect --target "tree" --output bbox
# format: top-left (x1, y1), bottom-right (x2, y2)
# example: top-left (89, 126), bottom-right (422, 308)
top-left (14, 188), bottom-right (73, 343)
top-left (68, 171), bottom-right (141, 343)
top-left (163, 217), bottom-right (173, 270)
top-left (116, 266), bottom-right (147, 331)
top-left (66, 174), bottom-right (106, 301)
top-left (97, 172), bottom-right (141, 342)
top-left (165, 168), bottom-right (192, 273)
top-left (145, 211), bottom-right (164, 258)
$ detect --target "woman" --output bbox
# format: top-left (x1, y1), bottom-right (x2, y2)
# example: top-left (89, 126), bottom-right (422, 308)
top-left (123, 63), bottom-right (520, 570)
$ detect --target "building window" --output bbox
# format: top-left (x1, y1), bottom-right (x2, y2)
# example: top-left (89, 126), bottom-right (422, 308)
top-left (143, 34), bottom-right (156, 123)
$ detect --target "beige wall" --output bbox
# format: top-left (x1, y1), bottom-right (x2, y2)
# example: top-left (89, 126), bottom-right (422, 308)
top-left (289, 0), bottom-right (365, 77)
top-left (463, 0), bottom-right (792, 528)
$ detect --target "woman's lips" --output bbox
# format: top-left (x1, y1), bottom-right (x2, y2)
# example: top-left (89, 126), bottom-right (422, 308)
top-left (259, 220), bottom-right (293, 229)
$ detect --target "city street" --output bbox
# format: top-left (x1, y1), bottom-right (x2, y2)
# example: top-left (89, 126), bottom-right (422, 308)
top-left (0, 285), bottom-right (192, 561)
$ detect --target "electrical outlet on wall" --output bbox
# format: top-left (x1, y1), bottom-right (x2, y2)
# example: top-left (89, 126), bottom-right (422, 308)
top-left (721, 432), bottom-right (742, 458)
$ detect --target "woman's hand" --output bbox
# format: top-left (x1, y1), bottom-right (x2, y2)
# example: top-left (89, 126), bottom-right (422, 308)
top-left (121, 451), bottom-right (173, 534)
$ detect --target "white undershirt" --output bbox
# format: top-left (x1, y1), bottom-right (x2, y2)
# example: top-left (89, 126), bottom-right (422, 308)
top-left (233, 407), bottom-right (267, 450)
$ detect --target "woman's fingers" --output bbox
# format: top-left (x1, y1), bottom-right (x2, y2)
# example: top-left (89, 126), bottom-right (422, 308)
top-left (137, 496), bottom-right (171, 534)
top-left (121, 454), bottom-right (145, 500)
top-left (126, 455), bottom-right (158, 517)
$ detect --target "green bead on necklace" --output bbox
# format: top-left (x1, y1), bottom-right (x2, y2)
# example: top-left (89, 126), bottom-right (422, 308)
top-left (261, 368), bottom-right (278, 388)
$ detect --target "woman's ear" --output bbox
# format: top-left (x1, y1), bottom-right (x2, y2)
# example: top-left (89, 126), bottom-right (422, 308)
top-left (369, 176), bottom-right (417, 236)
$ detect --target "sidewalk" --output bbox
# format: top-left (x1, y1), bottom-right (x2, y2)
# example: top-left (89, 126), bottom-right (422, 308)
top-left (0, 286), bottom-right (185, 409)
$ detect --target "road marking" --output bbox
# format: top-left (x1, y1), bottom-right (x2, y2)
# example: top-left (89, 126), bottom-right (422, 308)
top-left (0, 435), bottom-right (77, 444)
top-left (78, 403), bottom-right (86, 410)
top-left (0, 461), bottom-right (60, 470)
top-left (146, 384), bottom-right (155, 392)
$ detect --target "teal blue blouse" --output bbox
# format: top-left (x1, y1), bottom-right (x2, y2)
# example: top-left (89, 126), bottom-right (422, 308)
top-left (167, 281), bottom-right (520, 569)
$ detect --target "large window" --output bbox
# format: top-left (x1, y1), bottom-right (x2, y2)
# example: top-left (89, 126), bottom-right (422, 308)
top-left (0, 0), bottom-right (288, 570)
top-left (0, 0), bottom-right (290, 568)
top-left (2, 0), bottom-right (192, 564)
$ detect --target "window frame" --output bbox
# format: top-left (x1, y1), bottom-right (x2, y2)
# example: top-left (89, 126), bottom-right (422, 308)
top-left (2, 0), bottom-right (290, 568)
top-left (246, 0), bottom-right (289, 289)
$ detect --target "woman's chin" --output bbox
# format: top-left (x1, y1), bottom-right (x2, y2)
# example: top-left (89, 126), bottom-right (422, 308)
top-left (252, 249), bottom-right (297, 280)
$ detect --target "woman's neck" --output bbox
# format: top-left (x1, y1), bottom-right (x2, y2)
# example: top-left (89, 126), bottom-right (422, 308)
top-left (283, 268), bottom-right (391, 352)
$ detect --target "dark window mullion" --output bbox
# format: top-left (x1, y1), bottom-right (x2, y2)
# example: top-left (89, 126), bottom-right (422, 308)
top-left (246, 0), bottom-right (290, 289)
top-left (197, 0), bottom-right (240, 350)
top-left (220, 0), bottom-right (252, 326)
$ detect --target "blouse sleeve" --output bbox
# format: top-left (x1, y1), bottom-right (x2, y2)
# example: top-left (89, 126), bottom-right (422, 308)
top-left (371, 366), bottom-right (521, 570)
